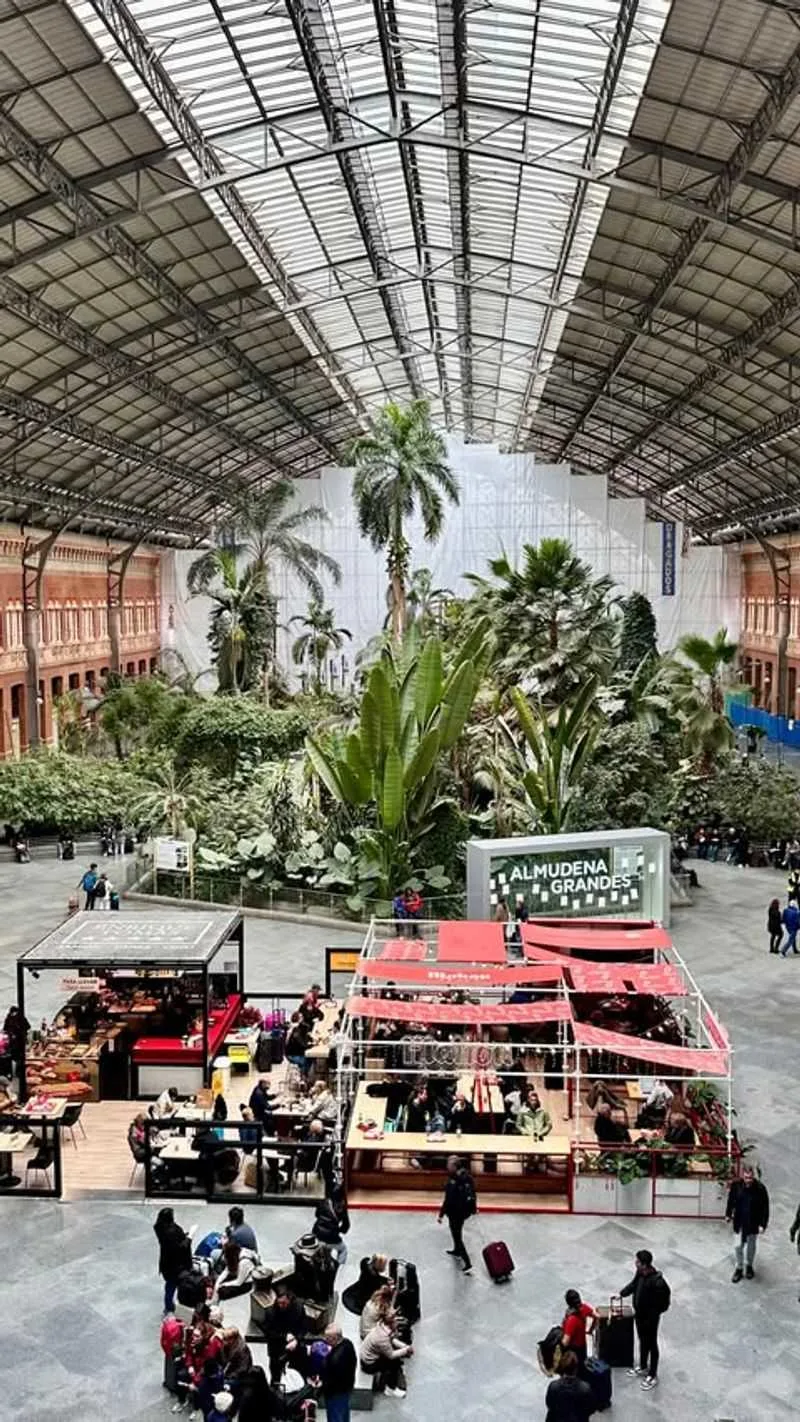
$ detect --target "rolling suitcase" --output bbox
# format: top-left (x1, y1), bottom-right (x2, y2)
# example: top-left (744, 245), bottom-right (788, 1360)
top-left (596, 1296), bottom-right (635, 1368)
top-left (482, 1239), bottom-right (514, 1283)
top-left (583, 1357), bottom-right (612, 1412)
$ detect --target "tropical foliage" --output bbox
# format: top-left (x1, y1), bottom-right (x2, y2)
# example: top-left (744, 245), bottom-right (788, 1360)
top-left (510, 678), bottom-right (602, 833)
top-left (304, 622), bottom-right (487, 895)
top-left (187, 548), bottom-right (272, 694)
top-left (291, 600), bottom-right (351, 693)
top-left (619, 591), bottom-right (658, 672)
top-left (349, 400), bottom-right (459, 640)
top-left (172, 699), bottom-right (310, 777)
top-left (465, 538), bottom-right (619, 703)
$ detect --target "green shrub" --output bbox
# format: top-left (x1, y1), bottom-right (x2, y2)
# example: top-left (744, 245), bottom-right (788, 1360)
top-left (0, 751), bottom-right (148, 832)
top-left (173, 698), bottom-right (310, 775)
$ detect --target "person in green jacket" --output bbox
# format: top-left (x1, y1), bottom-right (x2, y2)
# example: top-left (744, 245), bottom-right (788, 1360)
top-left (515, 1087), bottom-right (553, 1140)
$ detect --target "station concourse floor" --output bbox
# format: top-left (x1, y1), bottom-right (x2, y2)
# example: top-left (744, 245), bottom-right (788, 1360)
top-left (1, 851), bottom-right (799, 1421)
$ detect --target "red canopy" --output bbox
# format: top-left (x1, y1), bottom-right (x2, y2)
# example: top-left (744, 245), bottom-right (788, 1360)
top-left (530, 917), bottom-right (655, 930)
top-left (437, 920), bottom-right (507, 962)
top-left (378, 940), bottom-right (427, 961)
top-left (566, 962), bottom-right (687, 996)
top-left (360, 959), bottom-right (563, 988)
top-left (522, 922), bottom-right (670, 954)
top-left (571, 1020), bottom-right (728, 1075)
top-left (346, 994), bottom-right (572, 1026)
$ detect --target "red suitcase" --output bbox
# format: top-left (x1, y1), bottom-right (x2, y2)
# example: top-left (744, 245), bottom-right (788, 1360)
top-left (482, 1239), bottom-right (514, 1282)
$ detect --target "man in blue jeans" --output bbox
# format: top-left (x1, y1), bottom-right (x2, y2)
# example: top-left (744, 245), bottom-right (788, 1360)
top-left (781, 899), bottom-right (800, 956)
top-left (320, 1325), bottom-right (357, 1422)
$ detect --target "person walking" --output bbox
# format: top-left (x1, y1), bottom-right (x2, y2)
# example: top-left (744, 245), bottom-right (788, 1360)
top-left (438, 1154), bottom-right (477, 1274)
top-left (727, 1166), bottom-right (769, 1281)
top-left (320, 1324), bottom-right (357, 1422)
top-left (79, 861), bottom-right (99, 910)
top-left (619, 1248), bottom-right (671, 1392)
top-left (781, 898), bottom-right (800, 956)
top-left (94, 871), bottom-right (111, 910)
top-left (768, 898), bottom-right (783, 954)
top-left (153, 1205), bottom-right (192, 1315)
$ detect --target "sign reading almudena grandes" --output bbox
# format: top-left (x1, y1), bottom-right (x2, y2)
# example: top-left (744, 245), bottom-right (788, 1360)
top-left (466, 828), bottom-right (670, 925)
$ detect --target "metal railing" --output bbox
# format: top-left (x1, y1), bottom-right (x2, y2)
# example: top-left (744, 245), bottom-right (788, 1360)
top-left (142, 1116), bottom-right (334, 1207)
top-left (571, 1139), bottom-right (736, 1217)
top-left (0, 1113), bottom-right (63, 1198)
top-left (141, 868), bottom-right (466, 921)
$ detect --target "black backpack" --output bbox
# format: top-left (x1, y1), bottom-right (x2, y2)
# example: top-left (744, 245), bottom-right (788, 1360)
top-left (653, 1272), bottom-right (671, 1313)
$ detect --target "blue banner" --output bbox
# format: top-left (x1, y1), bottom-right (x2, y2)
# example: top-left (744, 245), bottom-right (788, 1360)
top-left (661, 521), bottom-right (676, 596)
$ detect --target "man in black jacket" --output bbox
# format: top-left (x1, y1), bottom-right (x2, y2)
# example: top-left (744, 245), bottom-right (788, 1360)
top-left (438, 1154), bottom-right (476, 1274)
top-left (258, 1291), bottom-right (311, 1384)
top-left (544, 1350), bottom-right (596, 1422)
top-left (726, 1166), bottom-right (770, 1282)
top-left (620, 1248), bottom-right (671, 1392)
top-left (320, 1324), bottom-right (357, 1422)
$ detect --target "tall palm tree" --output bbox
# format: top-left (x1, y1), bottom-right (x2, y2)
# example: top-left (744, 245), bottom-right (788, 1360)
top-left (291, 599), bottom-right (351, 693)
top-left (188, 548), bottom-right (269, 694)
top-left (678, 629), bottom-right (738, 713)
top-left (131, 760), bottom-right (204, 838)
top-left (467, 538), bottom-right (618, 703)
top-left (349, 400), bottom-right (459, 641)
top-left (188, 481), bottom-right (341, 699)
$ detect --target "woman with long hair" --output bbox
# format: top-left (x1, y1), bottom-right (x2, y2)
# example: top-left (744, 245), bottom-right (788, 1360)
top-left (153, 1206), bottom-right (192, 1315)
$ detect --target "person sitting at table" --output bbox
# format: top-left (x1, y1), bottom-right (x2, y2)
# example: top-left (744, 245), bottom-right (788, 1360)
top-left (405, 1085), bottom-right (430, 1133)
top-left (213, 1241), bottom-right (257, 1301)
top-left (447, 1091), bottom-right (476, 1135)
top-left (308, 1080), bottom-right (338, 1125)
top-left (238, 1105), bottom-right (259, 1154)
top-left (285, 1015), bottom-right (312, 1076)
top-left (513, 1088), bottom-right (553, 1140)
top-left (594, 1102), bottom-right (631, 1146)
top-left (128, 1112), bottom-right (166, 1161)
top-left (663, 1109), bottom-right (695, 1149)
top-left (636, 1078), bottom-right (673, 1128)
top-left (153, 1086), bottom-right (180, 1119)
top-left (248, 1077), bottom-right (279, 1128)
top-left (299, 985), bottom-right (324, 1027)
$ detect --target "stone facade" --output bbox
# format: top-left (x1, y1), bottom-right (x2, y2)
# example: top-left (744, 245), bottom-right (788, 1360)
top-left (0, 525), bottom-right (160, 755)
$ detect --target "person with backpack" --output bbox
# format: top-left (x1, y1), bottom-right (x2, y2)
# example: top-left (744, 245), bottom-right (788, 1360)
top-left (781, 898), bottom-right (800, 956)
top-left (619, 1248), bottom-right (671, 1392)
top-left (93, 871), bottom-right (111, 910)
top-left (79, 861), bottom-right (99, 910)
top-left (726, 1166), bottom-right (769, 1281)
top-left (438, 1154), bottom-right (477, 1274)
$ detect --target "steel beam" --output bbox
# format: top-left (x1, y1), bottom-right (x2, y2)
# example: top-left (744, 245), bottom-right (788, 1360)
top-left (283, 0), bottom-right (424, 401)
top-left (513, 0), bottom-right (642, 448)
top-left (435, 0), bottom-right (473, 435)
top-left (0, 106), bottom-right (344, 460)
top-left (86, 0), bottom-right (364, 423)
top-left (0, 386), bottom-right (251, 501)
top-left (551, 38), bottom-right (800, 458)
top-left (0, 462), bottom-right (203, 538)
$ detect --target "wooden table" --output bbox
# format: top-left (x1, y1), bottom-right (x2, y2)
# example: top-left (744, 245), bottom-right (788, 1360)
top-left (0, 1129), bottom-right (33, 1189)
top-left (626, 1081), bottom-right (644, 1101)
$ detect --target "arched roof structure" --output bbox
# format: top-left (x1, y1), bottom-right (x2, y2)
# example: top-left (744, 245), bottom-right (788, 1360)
top-left (1, 0), bottom-right (798, 543)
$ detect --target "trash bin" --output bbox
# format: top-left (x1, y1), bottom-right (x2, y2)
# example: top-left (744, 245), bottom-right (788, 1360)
top-left (212, 1057), bottom-right (231, 1098)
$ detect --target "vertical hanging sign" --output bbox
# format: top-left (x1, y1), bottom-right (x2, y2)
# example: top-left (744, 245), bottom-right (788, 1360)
top-left (661, 521), bottom-right (676, 596)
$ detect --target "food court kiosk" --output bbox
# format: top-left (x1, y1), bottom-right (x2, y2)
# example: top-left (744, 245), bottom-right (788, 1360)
top-left (16, 910), bottom-right (244, 1101)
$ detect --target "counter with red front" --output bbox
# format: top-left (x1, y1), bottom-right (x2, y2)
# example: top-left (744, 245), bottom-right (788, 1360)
top-left (133, 993), bottom-right (242, 1067)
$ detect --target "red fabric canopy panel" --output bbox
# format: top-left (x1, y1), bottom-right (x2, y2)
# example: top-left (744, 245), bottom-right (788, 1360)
top-left (436, 920), bottom-right (507, 962)
top-left (359, 959), bottom-right (564, 988)
top-left (523, 922), bottom-right (671, 953)
top-left (571, 1020), bottom-right (728, 1076)
top-left (378, 940), bottom-right (428, 961)
top-left (566, 962), bottom-right (687, 996)
top-left (346, 994), bottom-right (572, 1026)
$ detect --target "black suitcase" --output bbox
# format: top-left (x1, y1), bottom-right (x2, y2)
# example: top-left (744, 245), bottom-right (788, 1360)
top-left (271, 1028), bottom-right (285, 1065)
top-left (583, 1357), bottom-right (612, 1411)
top-left (596, 1300), bottom-right (635, 1368)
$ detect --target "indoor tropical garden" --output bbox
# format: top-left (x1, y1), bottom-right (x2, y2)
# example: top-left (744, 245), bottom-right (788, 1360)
top-left (0, 400), bottom-right (788, 919)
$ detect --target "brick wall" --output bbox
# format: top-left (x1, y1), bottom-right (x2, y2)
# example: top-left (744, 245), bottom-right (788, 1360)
top-left (739, 536), bottom-right (800, 716)
top-left (0, 526), bottom-right (161, 756)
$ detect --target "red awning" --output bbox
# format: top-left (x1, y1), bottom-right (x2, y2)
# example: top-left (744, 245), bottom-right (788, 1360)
top-left (436, 920), bottom-right (507, 963)
top-left (346, 994), bottom-right (572, 1026)
top-left (571, 1020), bottom-right (728, 1075)
top-left (523, 922), bottom-right (671, 953)
top-left (529, 917), bottom-right (655, 930)
top-left (378, 940), bottom-right (428, 961)
top-left (566, 962), bottom-right (687, 996)
top-left (359, 959), bottom-right (564, 988)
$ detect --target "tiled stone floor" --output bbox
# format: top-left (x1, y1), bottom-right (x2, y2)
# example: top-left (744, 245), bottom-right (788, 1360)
top-left (1, 851), bottom-right (799, 1420)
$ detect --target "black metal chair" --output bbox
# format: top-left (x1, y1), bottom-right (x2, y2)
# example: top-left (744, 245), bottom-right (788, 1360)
top-left (61, 1103), bottom-right (87, 1147)
top-left (26, 1144), bottom-right (55, 1187)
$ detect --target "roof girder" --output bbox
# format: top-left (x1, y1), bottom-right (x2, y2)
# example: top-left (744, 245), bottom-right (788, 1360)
top-left (550, 36), bottom-right (800, 458)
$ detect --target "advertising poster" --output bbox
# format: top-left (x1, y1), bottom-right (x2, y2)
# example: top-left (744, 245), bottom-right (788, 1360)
top-left (489, 842), bottom-right (645, 919)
